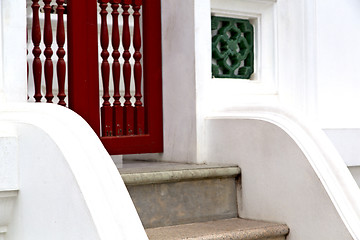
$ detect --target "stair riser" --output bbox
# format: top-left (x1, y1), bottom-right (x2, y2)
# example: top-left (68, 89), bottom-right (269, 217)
top-left (126, 177), bottom-right (238, 228)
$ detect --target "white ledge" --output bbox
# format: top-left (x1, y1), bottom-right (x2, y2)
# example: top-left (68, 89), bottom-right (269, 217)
top-left (0, 190), bottom-right (18, 198)
top-left (0, 190), bottom-right (18, 236)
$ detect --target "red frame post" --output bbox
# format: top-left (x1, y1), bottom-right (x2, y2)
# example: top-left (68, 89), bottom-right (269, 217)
top-left (142, 0), bottom-right (163, 151)
top-left (67, 0), bottom-right (100, 135)
top-left (101, 0), bottom-right (163, 154)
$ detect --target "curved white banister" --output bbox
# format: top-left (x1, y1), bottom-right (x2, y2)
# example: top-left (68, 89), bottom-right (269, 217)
top-left (0, 103), bottom-right (147, 240)
top-left (207, 104), bottom-right (360, 239)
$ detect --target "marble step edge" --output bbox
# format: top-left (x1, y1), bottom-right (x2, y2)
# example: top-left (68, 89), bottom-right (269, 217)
top-left (120, 166), bottom-right (241, 185)
top-left (146, 218), bottom-right (289, 240)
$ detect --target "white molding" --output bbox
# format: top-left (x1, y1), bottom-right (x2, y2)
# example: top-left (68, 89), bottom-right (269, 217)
top-left (302, 0), bottom-right (318, 116)
top-left (0, 190), bottom-right (18, 236)
top-left (0, 124), bottom-right (18, 191)
top-left (195, 0), bottom-right (212, 163)
top-left (276, 0), bottom-right (318, 117)
top-left (207, 104), bottom-right (360, 239)
top-left (0, 190), bottom-right (17, 198)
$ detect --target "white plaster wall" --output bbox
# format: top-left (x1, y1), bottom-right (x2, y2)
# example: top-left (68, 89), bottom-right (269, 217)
top-left (205, 109), bottom-right (360, 239)
top-left (194, 0), bottom-right (212, 163)
top-left (125, 0), bottom-right (199, 163)
top-left (316, 0), bottom-right (360, 128)
top-left (205, 0), bottom-right (360, 129)
top-left (207, 0), bottom-right (360, 168)
top-left (324, 128), bottom-right (360, 167)
top-left (203, 0), bottom-right (360, 169)
top-left (314, 0), bottom-right (360, 167)
top-left (126, 0), bottom-right (320, 163)
top-left (160, 0), bottom-right (197, 162)
top-left (0, 0), bottom-right (27, 103)
top-left (277, 0), bottom-right (317, 117)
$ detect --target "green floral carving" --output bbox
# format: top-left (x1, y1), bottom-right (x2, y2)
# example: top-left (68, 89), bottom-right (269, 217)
top-left (212, 16), bottom-right (254, 79)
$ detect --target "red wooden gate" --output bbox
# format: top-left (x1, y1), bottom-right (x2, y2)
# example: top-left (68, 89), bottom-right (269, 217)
top-left (29, 0), bottom-right (163, 155)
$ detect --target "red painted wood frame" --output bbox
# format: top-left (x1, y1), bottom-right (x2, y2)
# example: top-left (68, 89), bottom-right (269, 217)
top-left (67, 0), bottom-right (163, 155)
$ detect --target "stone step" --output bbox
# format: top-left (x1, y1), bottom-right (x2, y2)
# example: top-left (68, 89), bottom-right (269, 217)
top-left (118, 160), bottom-right (241, 228)
top-left (146, 218), bottom-right (289, 240)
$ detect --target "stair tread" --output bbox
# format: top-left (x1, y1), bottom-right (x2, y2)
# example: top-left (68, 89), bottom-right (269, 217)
top-left (119, 160), bottom-right (240, 185)
top-left (146, 218), bottom-right (289, 240)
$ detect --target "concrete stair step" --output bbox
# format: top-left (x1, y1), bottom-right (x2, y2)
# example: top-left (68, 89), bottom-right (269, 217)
top-left (119, 160), bottom-right (241, 185)
top-left (145, 218), bottom-right (289, 240)
top-left (118, 160), bottom-right (241, 228)
top-left (118, 161), bottom-right (289, 240)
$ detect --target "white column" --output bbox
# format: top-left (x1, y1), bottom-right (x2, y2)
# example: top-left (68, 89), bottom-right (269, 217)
top-left (0, 1), bottom-right (24, 238)
top-left (194, 0), bottom-right (211, 163)
top-left (0, 0), bottom-right (27, 103)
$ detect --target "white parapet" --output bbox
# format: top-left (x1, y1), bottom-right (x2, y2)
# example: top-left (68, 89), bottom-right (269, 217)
top-left (0, 103), bottom-right (147, 240)
top-left (205, 104), bottom-right (360, 240)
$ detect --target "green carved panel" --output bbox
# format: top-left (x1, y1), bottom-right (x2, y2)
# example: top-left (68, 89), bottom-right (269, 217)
top-left (211, 16), bottom-right (254, 79)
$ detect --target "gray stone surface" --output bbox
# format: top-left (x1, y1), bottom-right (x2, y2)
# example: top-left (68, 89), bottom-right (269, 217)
top-left (146, 218), bottom-right (289, 240)
top-left (119, 160), bottom-right (239, 173)
top-left (127, 177), bottom-right (238, 228)
top-left (119, 160), bottom-right (240, 185)
top-left (118, 160), bottom-right (288, 239)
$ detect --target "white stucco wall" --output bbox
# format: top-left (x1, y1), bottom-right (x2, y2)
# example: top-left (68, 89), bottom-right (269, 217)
top-left (316, 0), bottom-right (360, 128)
top-left (315, 0), bottom-right (360, 168)
top-left (0, 0), bottom-right (27, 103)
top-left (125, 0), bottom-right (199, 163)
top-left (148, 0), bottom-right (360, 168)
top-left (160, 0), bottom-right (198, 162)
top-left (2, 0), bottom-right (360, 238)
top-left (324, 129), bottom-right (360, 167)
top-left (204, 108), bottom-right (360, 239)
top-left (127, 0), bottom-right (358, 164)
top-left (22, 0), bottom-right (360, 167)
